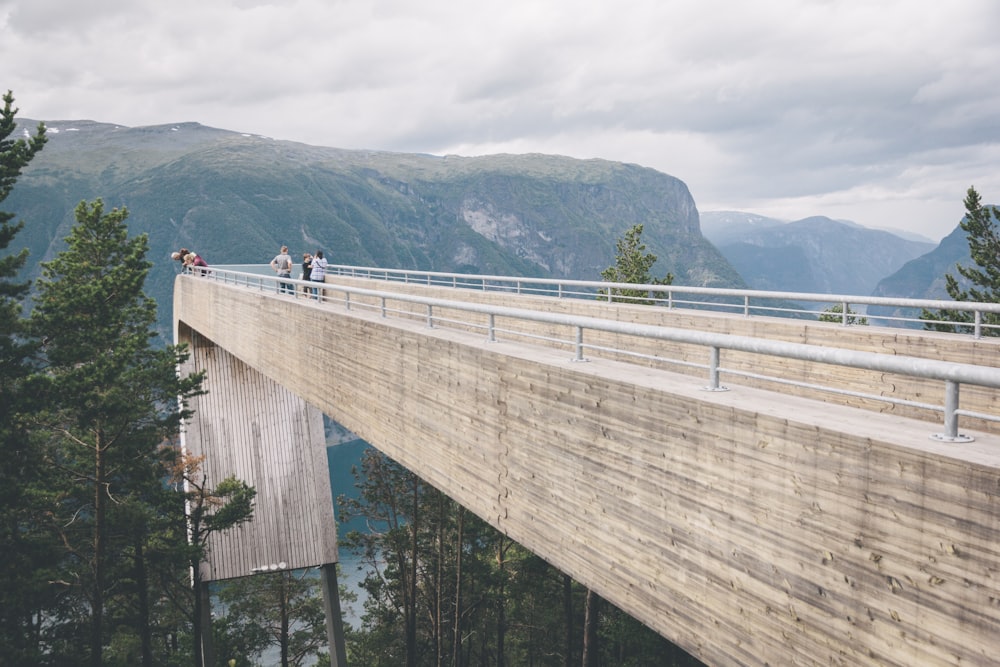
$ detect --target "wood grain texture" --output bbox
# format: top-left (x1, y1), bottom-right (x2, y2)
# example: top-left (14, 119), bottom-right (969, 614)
top-left (175, 275), bottom-right (1000, 665)
top-left (175, 324), bottom-right (338, 581)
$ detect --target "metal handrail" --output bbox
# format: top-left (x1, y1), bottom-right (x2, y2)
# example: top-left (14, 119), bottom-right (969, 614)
top-left (184, 266), bottom-right (1000, 442)
top-left (319, 263), bottom-right (1000, 339)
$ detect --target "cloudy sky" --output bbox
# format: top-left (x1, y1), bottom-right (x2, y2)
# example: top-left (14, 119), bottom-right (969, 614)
top-left (3, 0), bottom-right (998, 241)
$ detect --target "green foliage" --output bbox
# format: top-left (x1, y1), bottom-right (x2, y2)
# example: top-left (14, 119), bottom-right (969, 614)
top-left (0, 90), bottom-right (46, 307)
top-left (167, 454), bottom-right (256, 667)
top-left (818, 303), bottom-right (868, 325)
top-left (17, 196), bottom-right (214, 666)
top-left (6, 123), bottom-right (744, 340)
top-left (922, 186), bottom-right (1000, 335)
top-left (600, 223), bottom-right (674, 304)
top-left (0, 89), bottom-right (49, 666)
top-left (338, 448), bottom-right (703, 666)
top-left (205, 476), bottom-right (257, 533)
top-left (215, 568), bottom-right (333, 667)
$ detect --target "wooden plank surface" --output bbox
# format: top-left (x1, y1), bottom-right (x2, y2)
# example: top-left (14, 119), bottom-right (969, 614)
top-left (176, 276), bottom-right (1000, 665)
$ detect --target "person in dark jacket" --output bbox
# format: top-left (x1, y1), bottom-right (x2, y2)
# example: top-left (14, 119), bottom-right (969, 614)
top-left (301, 252), bottom-right (313, 297)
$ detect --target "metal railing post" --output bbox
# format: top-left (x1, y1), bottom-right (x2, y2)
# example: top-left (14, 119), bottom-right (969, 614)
top-left (487, 313), bottom-right (497, 343)
top-left (380, 296), bottom-right (387, 318)
top-left (975, 310), bottom-right (983, 339)
top-left (931, 380), bottom-right (973, 442)
top-left (573, 326), bottom-right (586, 362)
top-left (345, 292), bottom-right (351, 311)
top-left (426, 304), bottom-right (434, 328)
top-left (703, 346), bottom-right (729, 391)
top-left (944, 380), bottom-right (958, 438)
top-left (744, 296), bottom-right (750, 317)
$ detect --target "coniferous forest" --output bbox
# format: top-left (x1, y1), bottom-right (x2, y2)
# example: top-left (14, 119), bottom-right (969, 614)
top-left (7, 80), bottom-right (999, 664)
top-left (0, 91), bottom-right (704, 666)
top-left (335, 446), bottom-right (704, 667)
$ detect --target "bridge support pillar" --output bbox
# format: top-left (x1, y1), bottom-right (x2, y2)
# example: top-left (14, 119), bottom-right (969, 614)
top-left (321, 563), bottom-right (349, 666)
top-left (176, 325), bottom-right (345, 660)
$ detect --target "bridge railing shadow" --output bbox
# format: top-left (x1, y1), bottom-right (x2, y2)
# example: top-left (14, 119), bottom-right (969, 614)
top-left (188, 265), bottom-right (1000, 442)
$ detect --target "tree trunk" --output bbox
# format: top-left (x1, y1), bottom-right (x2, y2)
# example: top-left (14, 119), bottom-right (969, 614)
top-left (135, 536), bottom-right (153, 667)
top-left (405, 475), bottom-right (419, 667)
top-left (90, 434), bottom-right (107, 667)
top-left (280, 572), bottom-right (290, 667)
top-left (563, 575), bottom-right (574, 667)
top-left (496, 538), bottom-right (506, 667)
top-left (436, 494), bottom-right (445, 667)
top-left (452, 507), bottom-right (464, 667)
top-left (582, 589), bottom-right (601, 667)
top-left (191, 563), bottom-right (204, 667)
top-left (190, 507), bottom-right (205, 667)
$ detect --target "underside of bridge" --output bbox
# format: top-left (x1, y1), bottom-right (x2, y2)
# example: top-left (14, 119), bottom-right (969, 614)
top-left (175, 274), bottom-right (1000, 667)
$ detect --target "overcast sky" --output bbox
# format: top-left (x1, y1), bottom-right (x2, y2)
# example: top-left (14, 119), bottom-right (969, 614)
top-left (3, 0), bottom-right (999, 241)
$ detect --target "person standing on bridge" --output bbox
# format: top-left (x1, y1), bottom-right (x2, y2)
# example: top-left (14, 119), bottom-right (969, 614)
top-left (310, 250), bottom-right (327, 300)
top-left (183, 252), bottom-right (208, 275)
top-left (271, 245), bottom-right (294, 295)
top-left (301, 252), bottom-right (313, 298)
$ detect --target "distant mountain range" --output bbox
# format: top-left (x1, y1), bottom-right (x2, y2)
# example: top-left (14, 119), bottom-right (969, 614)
top-left (9, 119), bottom-right (741, 336)
top-left (699, 211), bottom-right (942, 298)
top-left (5, 119), bottom-right (978, 336)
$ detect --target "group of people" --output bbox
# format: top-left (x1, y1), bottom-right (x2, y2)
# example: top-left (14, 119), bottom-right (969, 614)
top-left (171, 248), bottom-right (208, 273)
top-left (172, 244), bottom-right (328, 296)
top-left (271, 245), bottom-right (327, 298)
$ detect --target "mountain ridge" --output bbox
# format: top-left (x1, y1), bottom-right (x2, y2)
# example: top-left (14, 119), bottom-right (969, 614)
top-left (8, 119), bottom-right (743, 336)
top-left (700, 211), bottom-right (939, 298)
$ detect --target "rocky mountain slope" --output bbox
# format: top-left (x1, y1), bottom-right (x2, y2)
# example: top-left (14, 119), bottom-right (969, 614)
top-left (700, 212), bottom-right (937, 297)
top-left (8, 120), bottom-right (743, 335)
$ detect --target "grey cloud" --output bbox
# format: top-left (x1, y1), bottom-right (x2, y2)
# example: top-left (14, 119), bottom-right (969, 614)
top-left (2, 0), bottom-right (999, 240)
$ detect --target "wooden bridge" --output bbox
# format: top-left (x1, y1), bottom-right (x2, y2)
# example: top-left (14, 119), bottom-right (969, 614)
top-left (174, 268), bottom-right (1000, 666)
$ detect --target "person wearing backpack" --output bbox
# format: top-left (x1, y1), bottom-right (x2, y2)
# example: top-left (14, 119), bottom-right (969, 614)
top-left (270, 245), bottom-right (294, 295)
top-left (310, 250), bottom-right (328, 300)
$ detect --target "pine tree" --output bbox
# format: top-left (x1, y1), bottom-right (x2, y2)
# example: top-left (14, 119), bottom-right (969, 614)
top-left (0, 89), bottom-right (47, 665)
top-left (922, 186), bottom-right (1000, 335)
top-left (29, 199), bottom-right (204, 667)
top-left (338, 448), bottom-right (703, 666)
top-left (168, 452), bottom-right (256, 667)
top-left (599, 224), bottom-right (674, 304)
top-left (215, 568), bottom-right (331, 667)
top-left (818, 303), bottom-right (868, 325)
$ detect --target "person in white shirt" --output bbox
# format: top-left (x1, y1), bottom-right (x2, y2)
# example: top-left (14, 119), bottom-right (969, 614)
top-left (310, 250), bottom-right (328, 299)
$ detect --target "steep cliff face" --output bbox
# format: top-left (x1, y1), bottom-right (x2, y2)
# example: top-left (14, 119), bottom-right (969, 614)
top-left (395, 157), bottom-right (716, 282)
top-left (7, 120), bottom-right (744, 335)
top-left (14, 122), bottom-right (741, 273)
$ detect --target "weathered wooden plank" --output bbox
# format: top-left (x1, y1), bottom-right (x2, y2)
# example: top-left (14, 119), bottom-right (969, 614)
top-left (176, 276), bottom-right (1000, 666)
top-left (175, 328), bottom-right (339, 581)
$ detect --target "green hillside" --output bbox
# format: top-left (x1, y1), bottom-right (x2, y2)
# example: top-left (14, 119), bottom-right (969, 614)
top-left (7, 119), bottom-right (744, 337)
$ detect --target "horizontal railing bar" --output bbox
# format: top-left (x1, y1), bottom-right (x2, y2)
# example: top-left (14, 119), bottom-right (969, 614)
top-left (321, 263), bottom-right (1000, 316)
top-left (185, 266), bottom-right (1000, 440)
top-left (190, 267), bottom-right (1000, 390)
